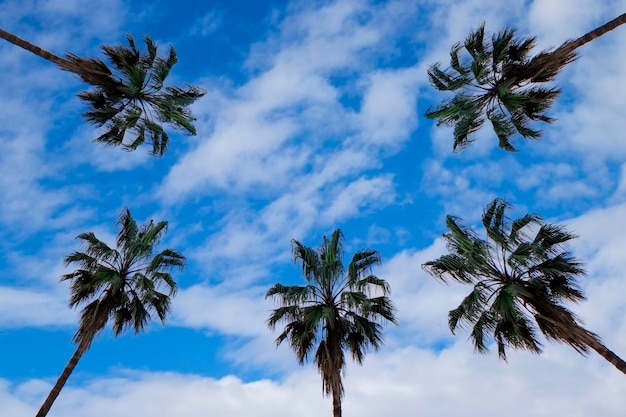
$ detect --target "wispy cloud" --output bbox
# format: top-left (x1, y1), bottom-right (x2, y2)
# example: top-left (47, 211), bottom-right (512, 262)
top-left (192, 10), bottom-right (223, 37)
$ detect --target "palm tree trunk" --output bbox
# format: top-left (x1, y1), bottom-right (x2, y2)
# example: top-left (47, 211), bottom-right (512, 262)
top-left (0, 27), bottom-right (121, 91)
top-left (0, 27), bottom-right (65, 66)
top-left (542, 311), bottom-right (626, 376)
top-left (586, 337), bottom-right (626, 375)
top-left (35, 339), bottom-right (90, 417)
top-left (512, 13), bottom-right (626, 87)
top-left (331, 385), bottom-right (342, 417)
top-left (562, 13), bottom-right (626, 53)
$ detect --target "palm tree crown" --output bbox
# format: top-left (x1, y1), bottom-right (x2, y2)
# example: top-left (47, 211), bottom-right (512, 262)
top-left (64, 206), bottom-right (184, 346)
top-left (266, 229), bottom-right (397, 417)
top-left (73, 35), bottom-right (206, 156)
top-left (425, 14), bottom-right (626, 152)
top-left (36, 207), bottom-right (185, 417)
top-left (422, 199), bottom-right (626, 374)
top-left (0, 28), bottom-right (206, 156)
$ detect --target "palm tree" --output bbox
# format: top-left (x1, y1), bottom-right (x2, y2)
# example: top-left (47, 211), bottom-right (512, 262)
top-left (425, 13), bottom-right (626, 151)
top-left (266, 229), bottom-right (397, 417)
top-left (0, 27), bottom-right (205, 156)
top-left (422, 198), bottom-right (626, 374)
top-left (36, 207), bottom-right (185, 417)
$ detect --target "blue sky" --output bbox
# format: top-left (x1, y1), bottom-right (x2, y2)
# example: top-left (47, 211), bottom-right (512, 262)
top-left (1, 0), bottom-right (626, 415)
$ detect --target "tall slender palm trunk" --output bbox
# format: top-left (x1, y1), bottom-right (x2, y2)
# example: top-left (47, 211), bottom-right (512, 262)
top-left (586, 336), bottom-right (626, 375)
top-left (35, 339), bottom-right (90, 417)
top-left (324, 330), bottom-right (344, 417)
top-left (332, 387), bottom-right (342, 417)
top-left (0, 27), bottom-right (64, 65)
top-left (0, 27), bottom-right (122, 91)
top-left (564, 319), bottom-right (626, 375)
top-left (539, 308), bottom-right (626, 376)
top-left (511, 13), bottom-right (626, 88)
top-left (562, 13), bottom-right (626, 53)
top-left (546, 12), bottom-right (626, 71)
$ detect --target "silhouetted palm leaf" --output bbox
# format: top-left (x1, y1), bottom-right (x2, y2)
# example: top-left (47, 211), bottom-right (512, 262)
top-left (35, 207), bottom-right (185, 417)
top-left (267, 229), bottom-right (396, 417)
top-left (425, 14), bottom-right (626, 151)
top-left (423, 198), bottom-right (626, 375)
top-left (0, 28), bottom-right (206, 156)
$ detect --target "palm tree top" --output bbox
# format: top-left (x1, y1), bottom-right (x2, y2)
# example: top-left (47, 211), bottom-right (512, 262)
top-left (72, 35), bottom-right (206, 156)
top-left (423, 198), bottom-right (592, 358)
top-left (425, 14), bottom-right (626, 152)
top-left (425, 23), bottom-right (564, 152)
top-left (266, 229), bottom-right (396, 417)
top-left (35, 207), bottom-right (186, 417)
top-left (0, 28), bottom-right (206, 156)
top-left (63, 206), bottom-right (185, 347)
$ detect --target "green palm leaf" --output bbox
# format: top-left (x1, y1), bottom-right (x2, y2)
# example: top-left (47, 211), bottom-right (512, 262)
top-left (425, 16), bottom-right (626, 151)
top-left (36, 207), bottom-right (185, 417)
top-left (266, 229), bottom-right (396, 417)
top-left (423, 198), bottom-right (626, 374)
top-left (67, 35), bottom-right (206, 156)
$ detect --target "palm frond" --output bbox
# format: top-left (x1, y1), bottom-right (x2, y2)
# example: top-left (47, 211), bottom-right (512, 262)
top-left (267, 228), bottom-right (396, 407)
top-left (469, 309), bottom-right (498, 354)
top-left (64, 35), bottom-right (206, 156)
top-left (423, 198), bottom-right (600, 363)
top-left (292, 240), bottom-right (321, 283)
top-left (425, 21), bottom-right (577, 151)
top-left (448, 284), bottom-right (489, 333)
top-left (422, 253), bottom-right (475, 284)
top-left (340, 291), bottom-right (368, 309)
top-left (427, 61), bottom-right (472, 91)
top-left (62, 207), bottom-right (184, 353)
top-left (354, 275), bottom-right (390, 294)
top-left (482, 198), bottom-right (511, 247)
top-left (347, 249), bottom-right (381, 284)
top-left (365, 296), bottom-right (397, 323)
top-left (266, 283), bottom-right (316, 305)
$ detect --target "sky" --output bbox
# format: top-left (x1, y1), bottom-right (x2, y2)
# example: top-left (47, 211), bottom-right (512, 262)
top-left (1, 0), bottom-right (626, 415)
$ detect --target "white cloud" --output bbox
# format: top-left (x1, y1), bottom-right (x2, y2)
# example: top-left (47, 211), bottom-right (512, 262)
top-left (320, 175), bottom-right (396, 222)
top-left (186, 167), bottom-right (398, 274)
top-left (3, 371), bottom-right (330, 417)
top-left (420, 159), bottom-right (497, 221)
top-left (0, 287), bottom-right (75, 328)
top-left (0, 95), bottom-right (73, 233)
top-left (160, 0), bottom-right (422, 203)
top-left (357, 67), bottom-right (421, 146)
top-left (0, 0), bottom-right (128, 56)
top-left (528, 0), bottom-right (613, 48)
top-left (612, 162), bottom-right (626, 203)
top-left (192, 10), bottom-right (223, 37)
top-left (378, 243), bottom-right (463, 346)
top-left (172, 284), bottom-right (269, 337)
top-left (6, 339), bottom-right (626, 417)
top-left (0, 380), bottom-right (33, 417)
top-left (568, 201), bottom-right (626, 283)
